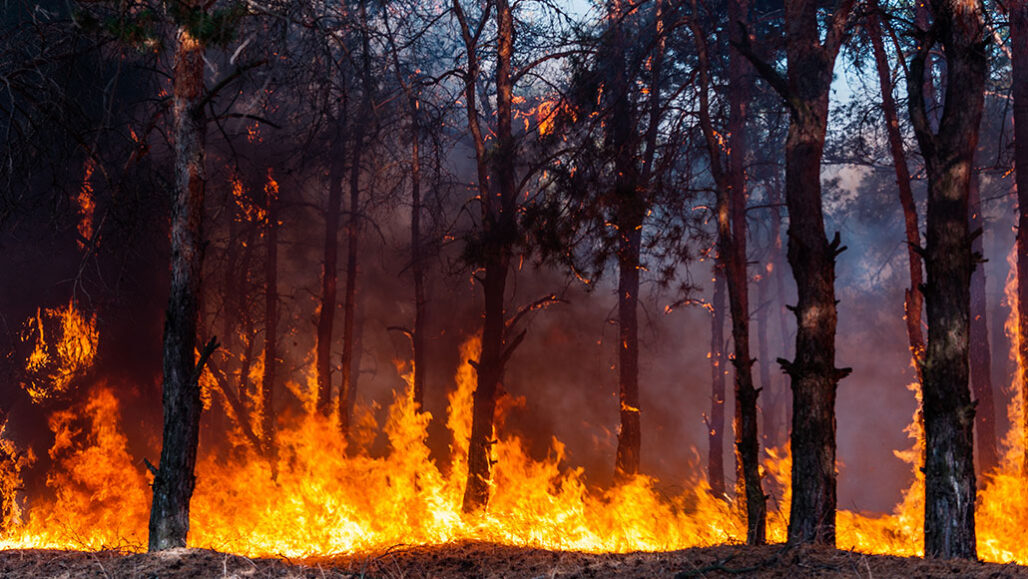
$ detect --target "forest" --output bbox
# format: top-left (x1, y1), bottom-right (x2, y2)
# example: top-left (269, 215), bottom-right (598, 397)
top-left (1, 0), bottom-right (1027, 573)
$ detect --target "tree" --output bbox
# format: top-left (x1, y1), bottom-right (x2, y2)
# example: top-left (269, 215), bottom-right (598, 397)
top-left (907, 0), bottom-right (986, 559)
top-left (316, 103), bottom-right (348, 416)
top-left (338, 0), bottom-right (376, 438)
top-left (737, 0), bottom-right (855, 545)
top-left (261, 171), bottom-right (279, 461)
top-left (452, 0), bottom-right (519, 513)
top-left (691, 0), bottom-right (765, 544)
top-left (148, 4), bottom-right (214, 551)
top-left (708, 271), bottom-right (728, 497)
top-left (865, 1), bottom-right (925, 381)
top-left (969, 175), bottom-right (998, 475)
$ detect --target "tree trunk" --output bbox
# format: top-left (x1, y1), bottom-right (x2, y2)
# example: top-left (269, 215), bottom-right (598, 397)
top-left (725, 0), bottom-right (764, 544)
top-left (411, 96), bottom-right (428, 409)
top-left (608, 0), bottom-right (642, 481)
top-left (1009, 0), bottom-right (1028, 475)
top-left (757, 270), bottom-right (775, 447)
top-left (148, 22), bottom-right (207, 552)
top-left (338, 129), bottom-right (362, 438)
top-left (741, 0), bottom-right (854, 546)
top-left (907, 0), bottom-right (985, 559)
top-left (615, 211), bottom-right (642, 479)
top-left (316, 111), bottom-right (346, 416)
top-left (709, 270), bottom-right (727, 498)
top-left (262, 173), bottom-right (279, 461)
top-left (340, 1), bottom-right (373, 437)
top-left (770, 175), bottom-right (791, 442)
top-left (461, 0), bottom-right (517, 513)
top-left (867, 2), bottom-right (926, 380)
top-left (693, 4), bottom-right (765, 539)
top-left (969, 176), bottom-right (998, 476)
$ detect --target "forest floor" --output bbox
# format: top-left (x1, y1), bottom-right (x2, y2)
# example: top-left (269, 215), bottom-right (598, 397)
top-left (0, 541), bottom-right (1026, 578)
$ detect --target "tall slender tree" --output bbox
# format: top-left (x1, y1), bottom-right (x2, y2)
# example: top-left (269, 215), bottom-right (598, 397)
top-left (737, 0), bottom-right (855, 545)
top-left (691, 0), bottom-right (765, 543)
top-left (339, 0), bottom-right (375, 437)
top-left (709, 271), bottom-right (727, 497)
top-left (866, 1), bottom-right (926, 382)
top-left (316, 106), bottom-right (347, 416)
top-left (453, 0), bottom-right (519, 512)
top-left (907, 0), bottom-right (986, 559)
top-left (148, 6), bottom-right (213, 551)
top-left (969, 175), bottom-right (998, 475)
top-left (261, 171), bottom-right (279, 461)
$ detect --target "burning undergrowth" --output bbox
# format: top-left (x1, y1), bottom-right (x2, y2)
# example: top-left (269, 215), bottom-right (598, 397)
top-left (2, 288), bottom-right (1028, 564)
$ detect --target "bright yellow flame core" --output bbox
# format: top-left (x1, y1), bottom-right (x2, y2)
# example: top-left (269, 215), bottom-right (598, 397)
top-left (1, 327), bottom-right (1027, 564)
top-left (22, 302), bottom-right (99, 403)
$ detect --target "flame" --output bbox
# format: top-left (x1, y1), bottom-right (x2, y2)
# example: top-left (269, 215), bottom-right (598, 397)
top-left (75, 159), bottom-right (96, 247)
top-left (21, 301), bottom-right (99, 403)
top-left (5, 283), bottom-right (1028, 564)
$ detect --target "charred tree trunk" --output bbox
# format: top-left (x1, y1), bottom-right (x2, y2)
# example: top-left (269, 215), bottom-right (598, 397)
top-left (262, 175), bottom-right (279, 460)
top-left (867, 2), bottom-right (926, 380)
top-left (608, 0), bottom-right (643, 481)
top-left (1009, 0), bottom-right (1028, 475)
top-left (383, 8), bottom-right (428, 408)
top-left (615, 205), bottom-right (642, 480)
top-left (726, 0), bottom-right (764, 544)
top-left (739, 0), bottom-right (854, 546)
top-left (338, 130), bottom-right (362, 437)
top-left (908, 0), bottom-right (985, 559)
top-left (349, 298), bottom-right (364, 413)
top-left (148, 23), bottom-right (209, 552)
top-left (411, 98), bottom-right (428, 408)
top-left (457, 0), bottom-right (518, 513)
top-left (709, 270), bottom-right (727, 497)
top-left (316, 110), bottom-right (346, 416)
top-left (770, 175), bottom-right (790, 442)
top-left (757, 271), bottom-right (774, 447)
top-left (693, 0), bottom-right (764, 542)
top-left (969, 176), bottom-right (998, 475)
top-left (340, 4), bottom-right (373, 437)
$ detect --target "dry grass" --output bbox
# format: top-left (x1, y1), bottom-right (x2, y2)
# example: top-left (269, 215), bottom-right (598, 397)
top-left (1, 541), bottom-right (1026, 578)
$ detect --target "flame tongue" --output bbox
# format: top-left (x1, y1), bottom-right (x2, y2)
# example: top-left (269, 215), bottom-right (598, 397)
top-left (1, 321), bottom-right (1028, 562)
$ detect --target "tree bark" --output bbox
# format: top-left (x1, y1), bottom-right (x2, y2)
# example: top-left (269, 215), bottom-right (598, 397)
top-left (969, 176), bottom-right (998, 475)
top-left (907, 0), bottom-right (985, 559)
top-left (709, 270), bottom-right (727, 498)
top-left (458, 0), bottom-right (518, 513)
top-left (316, 109), bottom-right (346, 416)
top-left (411, 97), bottom-right (428, 408)
top-left (693, 0), bottom-right (764, 542)
top-left (609, 0), bottom-right (643, 482)
top-left (340, 3), bottom-right (373, 437)
top-left (338, 128), bottom-right (362, 437)
top-left (726, 0), bottom-right (764, 544)
top-left (262, 173), bottom-right (279, 461)
top-left (1008, 0), bottom-right (1028, 476)
top-left (148, 22), bottom-right (208, 552)
top-left (757, 268), bottom-right (775, 447)
top-left (867, 2), bottom-right (926, 380)
top-left (740, 0), bottom-right (854, 546)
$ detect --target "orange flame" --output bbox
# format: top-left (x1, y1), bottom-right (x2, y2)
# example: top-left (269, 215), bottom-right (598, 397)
top-left (21, 302), bottom-right (98, 403)
top-left (5, 293), bottom-right (1028, 564)
top-left (74, 160), bottom-right (96, 247)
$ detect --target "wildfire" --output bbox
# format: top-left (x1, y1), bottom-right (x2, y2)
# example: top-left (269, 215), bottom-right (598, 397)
top-left (3, 293), bottom-right (1028, 563)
